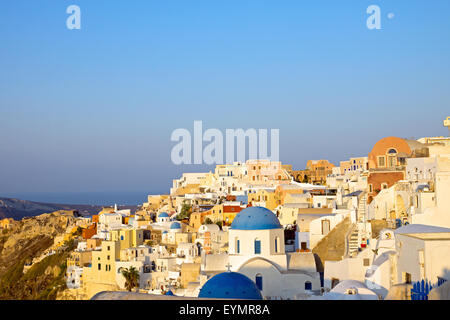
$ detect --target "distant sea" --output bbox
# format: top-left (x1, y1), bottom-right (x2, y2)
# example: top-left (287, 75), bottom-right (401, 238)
top-left (0, 191), bottom-right (160, 206)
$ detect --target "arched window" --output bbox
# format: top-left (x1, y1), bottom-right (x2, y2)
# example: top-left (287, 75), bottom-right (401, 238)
top-left (255, 274), bottom-right (263, 291)
top-left (236, 238), bottom-right (240, 254)
top-left (387, 148), bottom-right (397, 154)
top-left (275, 237), bottom-right (280, 253)
top-left (254, 238), bottom-right (261, 254)
top-left (305, 281), bottom-right (312, 291)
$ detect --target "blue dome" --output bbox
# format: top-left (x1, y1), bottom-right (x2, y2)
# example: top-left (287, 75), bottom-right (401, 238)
top-left (231, 206), bottom-right (281, 230)
top-left (159, 212), bottom-right (169, 218)
top-left (162, 231), bottom-right (168, 234)
top-left (165, 290), bottom-right (175, 296)
top-left (170, 222), bottom-right (182, 229)
top-left (198, 272), bottom-right (263, 300)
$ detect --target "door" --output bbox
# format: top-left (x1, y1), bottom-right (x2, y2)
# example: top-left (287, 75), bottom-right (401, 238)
top-left (322, 219), bottom-right (331, 235)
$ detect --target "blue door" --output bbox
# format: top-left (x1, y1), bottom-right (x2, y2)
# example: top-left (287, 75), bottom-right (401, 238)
top-left (256, 275), bottom-right (263, 291)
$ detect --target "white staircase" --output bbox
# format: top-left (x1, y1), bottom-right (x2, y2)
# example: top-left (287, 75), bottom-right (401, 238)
top-left (348, 226), bottom-right (359, 257)
top-left (357, 192), bottom-right (367, 222)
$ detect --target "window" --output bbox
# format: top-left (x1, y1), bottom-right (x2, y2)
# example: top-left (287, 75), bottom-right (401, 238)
top-left (369, 184), bottom-right (373, 193)
top-left (275, 237), bottom-right (279, 253)
top-left (377, 156), bottom-right (386, 167)
top-left (305, 281), bottom-right (312, 291)
top-left (255, 274), bottom-right (263, 291)
top-left (321, 220), bottom-right (330, 235)
top-left (236, 239), bottom-right (240, 254)
top-left (363, 258), bottom-right (370, 266)
top-left (388, 156), bottom-right (397, 168)
top-left (254, 239), bottom-right (261, 254)
top-left (98, 263), bottom-right (101, 270)
top-left (381, 183), bottom-right (388, 190)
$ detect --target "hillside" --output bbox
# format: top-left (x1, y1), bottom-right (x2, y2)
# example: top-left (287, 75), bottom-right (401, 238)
top-left (0, 211), bottom-right (77, 299)
top-left (0, 197), bottom-right (137, 220)
top-left (312, 217), bottom-right (352, 265)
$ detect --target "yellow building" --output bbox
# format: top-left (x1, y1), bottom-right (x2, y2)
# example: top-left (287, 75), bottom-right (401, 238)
top-left (203, 204), bottom-right (224, 223)
top-left (110, 228), bottom-right (144, 250)
top-left (67, 250), bottom-right (92, 268)
top-left (180, 263), bottom-right (201, 289)
top-left (83, 240), bottom-right (120, 298)
top-left (274, 184), bottom-right (304, 207)
top-left (248, 189), bottom-right (277, 210)
top-left (189, 212), bottom-right (204, 231)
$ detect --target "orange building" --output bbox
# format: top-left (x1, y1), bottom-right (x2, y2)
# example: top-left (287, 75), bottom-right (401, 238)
top-left (294, 160), bottom-right (335, 185)
top-left (368, 136), bottom-right (428, 170)
top-left (246, 159), bottom-right (291, 185)
top-left (189, 212), bottom-right (205, 230)
top-left (274, 184), bottom-right (304, 206)
top-left (86, 238), bottom-right (102, 250)
top-left (367, 137), bottom-right (429, 203)
top-left (82, 223), bottom-right (97, 240)
top-left (223, 204), bottom-right (244, 225)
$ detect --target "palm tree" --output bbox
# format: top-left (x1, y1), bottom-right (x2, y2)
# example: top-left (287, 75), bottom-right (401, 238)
top-left (121, 266), bottom-right (140, 292)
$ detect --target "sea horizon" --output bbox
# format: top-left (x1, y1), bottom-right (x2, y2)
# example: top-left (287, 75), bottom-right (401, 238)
top-left (0, 191), bottom-right (165, 206)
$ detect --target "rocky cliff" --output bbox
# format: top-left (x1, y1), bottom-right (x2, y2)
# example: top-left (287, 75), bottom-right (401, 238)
top-left (0, 211), bottom-right (77, 299)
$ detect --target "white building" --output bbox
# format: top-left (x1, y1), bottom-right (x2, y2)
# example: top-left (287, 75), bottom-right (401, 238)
top-left (98, 213), bottom-right (123, 232)
top-left (394, 224), bottom-right (450, 285)
top-left (201, 206), bottom-right (322, 300)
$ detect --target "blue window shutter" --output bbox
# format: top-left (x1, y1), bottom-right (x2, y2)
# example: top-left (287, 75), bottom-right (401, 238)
top-left (254, 240), bottom-right (261, 254)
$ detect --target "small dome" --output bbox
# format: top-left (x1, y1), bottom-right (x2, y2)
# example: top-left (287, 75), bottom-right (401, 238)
top-left (198, 272), bottom-right (263, 300)
top-left (159, 212), bottom-right (169, 218)
top-left (170, 222), bottom-right (182, 229)
top-left (231, 206), bottom-right (281, 230)
top-left (162, 231), bottom-right (168, 234)
top-left (165, 290), bottom-right (175, 296)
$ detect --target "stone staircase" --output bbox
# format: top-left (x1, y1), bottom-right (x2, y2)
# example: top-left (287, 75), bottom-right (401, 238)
top-left (347, 225), bottom-right (359, 258)
top-left (357, 192), bottom-right (367, 222)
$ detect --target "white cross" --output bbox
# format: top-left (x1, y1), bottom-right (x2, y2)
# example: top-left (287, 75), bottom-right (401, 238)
top-left (225, 262), bottom-right (232, 272)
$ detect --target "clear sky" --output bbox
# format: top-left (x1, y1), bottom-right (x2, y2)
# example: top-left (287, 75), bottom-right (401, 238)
top-left (1, 0), bottom-right (450, 195)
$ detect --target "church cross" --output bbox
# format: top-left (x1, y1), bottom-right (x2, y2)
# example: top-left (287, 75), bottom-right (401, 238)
top-left (225, 262), bottom-right (232, 272)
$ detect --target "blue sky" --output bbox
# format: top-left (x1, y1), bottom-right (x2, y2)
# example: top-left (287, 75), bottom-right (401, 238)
top-left (1, 0), bottom-right (450, 195)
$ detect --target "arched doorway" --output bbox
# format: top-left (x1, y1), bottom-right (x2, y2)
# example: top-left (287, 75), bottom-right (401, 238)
top-left (255, 274), bottom-right (263, 291)
top-left (396, 194), bottom-right (406, 218)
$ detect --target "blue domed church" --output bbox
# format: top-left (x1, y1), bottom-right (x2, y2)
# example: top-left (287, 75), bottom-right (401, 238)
top-left (198, 271), bottom-right (263, 300)
top-left (200, 206), bottom-right (321, 300)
